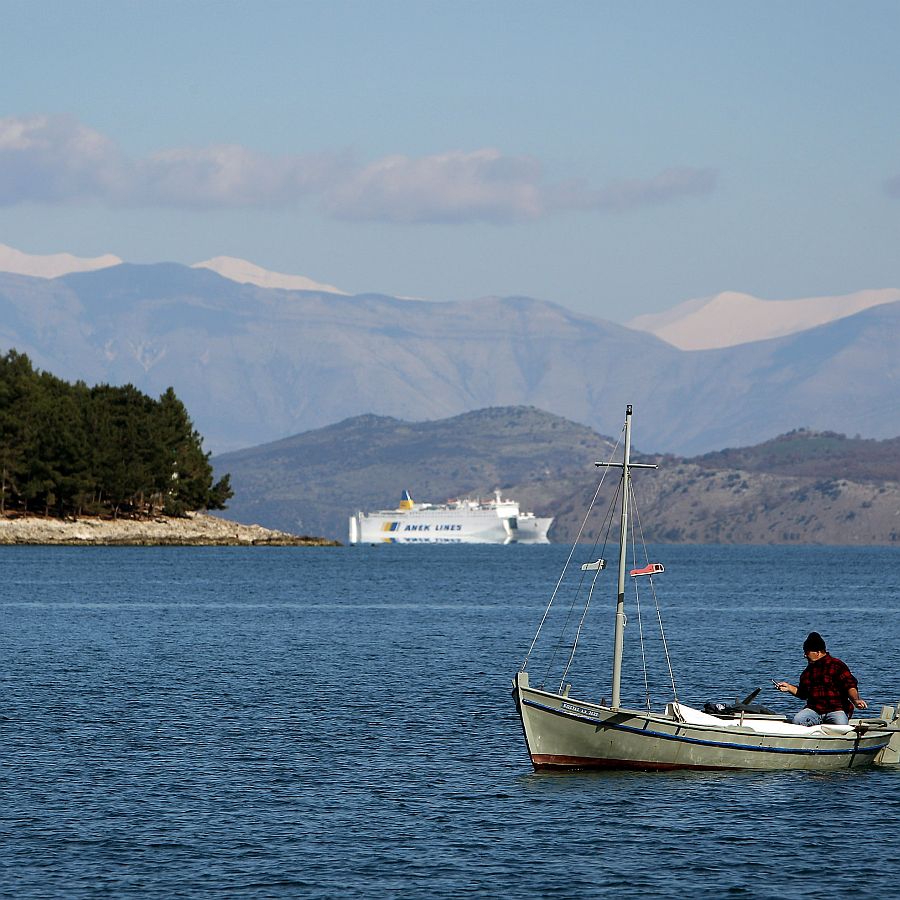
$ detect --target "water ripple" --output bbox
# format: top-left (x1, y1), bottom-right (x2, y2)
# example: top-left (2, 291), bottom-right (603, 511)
top-left (1, 545), bottom-right (899, 898)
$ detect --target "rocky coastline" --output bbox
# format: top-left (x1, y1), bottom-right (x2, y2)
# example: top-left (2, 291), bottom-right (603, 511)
top-left (0, 512), bottom-right (340, 546)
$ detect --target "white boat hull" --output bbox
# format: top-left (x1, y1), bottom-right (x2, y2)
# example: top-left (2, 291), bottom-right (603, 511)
top-left (349, 509), bottom-right (552, 544)
top-left (514, 672), bottom-right (899, 771)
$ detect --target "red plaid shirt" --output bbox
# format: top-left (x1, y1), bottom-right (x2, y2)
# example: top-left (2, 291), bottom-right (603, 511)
top-left (797, 654), bottom-right (858, 716)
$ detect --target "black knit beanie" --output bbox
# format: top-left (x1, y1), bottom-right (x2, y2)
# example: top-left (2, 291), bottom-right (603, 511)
top-left (803, 631), bottom-right (827, 653)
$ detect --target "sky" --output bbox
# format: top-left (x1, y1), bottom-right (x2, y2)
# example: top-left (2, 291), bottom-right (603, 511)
top-left (1, 0), bottom-right (899, 322)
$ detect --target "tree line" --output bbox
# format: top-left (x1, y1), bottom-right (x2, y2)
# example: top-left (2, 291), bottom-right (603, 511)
top-left (0, 350), bottom-right (232, 518)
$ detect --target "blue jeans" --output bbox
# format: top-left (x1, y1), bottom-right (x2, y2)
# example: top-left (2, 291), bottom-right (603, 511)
top-left (793, 707), bottom-right (849, 726)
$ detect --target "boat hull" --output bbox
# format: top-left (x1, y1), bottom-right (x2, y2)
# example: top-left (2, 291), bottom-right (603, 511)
top-left (514, 672), bottom-right (895, 772)
top-left (349, 509), bottom-right (552, 544)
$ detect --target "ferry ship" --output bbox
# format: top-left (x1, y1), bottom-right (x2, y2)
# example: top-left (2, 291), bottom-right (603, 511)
top-left (349, 490), bottom-right (553, 544)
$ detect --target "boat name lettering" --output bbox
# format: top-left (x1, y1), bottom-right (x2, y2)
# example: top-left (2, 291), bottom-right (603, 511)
top-left (402, 523), bottom-right (463, 532)
top-left (561, 702), bottom-right (600, 718)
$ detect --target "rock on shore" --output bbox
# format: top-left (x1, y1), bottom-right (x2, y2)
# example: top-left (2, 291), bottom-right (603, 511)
top-left (0, 512), bottom-right (340, 546)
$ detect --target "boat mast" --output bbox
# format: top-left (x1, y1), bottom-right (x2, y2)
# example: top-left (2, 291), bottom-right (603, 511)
top-left (611, 404), bottom-right (633, 709)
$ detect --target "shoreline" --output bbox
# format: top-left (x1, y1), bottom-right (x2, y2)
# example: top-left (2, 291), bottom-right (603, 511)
top-left (0, 511), bottom-right (340, 547)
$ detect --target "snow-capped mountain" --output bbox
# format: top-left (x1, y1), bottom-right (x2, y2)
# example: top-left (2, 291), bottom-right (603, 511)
top-left (0, 242), bottom-right (121, 278)
top-left (191, 256), bottom-right (347, 294)
top-left (627, 288), bottom-right (900, 350)
top-left (2, 261), bottom-right (899, 454)
top-left (0, 243), bottom-right (346, 295)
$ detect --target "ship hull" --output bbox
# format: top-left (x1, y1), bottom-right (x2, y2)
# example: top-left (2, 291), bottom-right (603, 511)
top-left (349, 506), bottom-right (552, 544)
top-left (514, 672), bottom-right (895, 771)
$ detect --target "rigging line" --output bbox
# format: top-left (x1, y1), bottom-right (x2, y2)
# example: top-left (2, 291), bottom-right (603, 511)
top-left (558, 567), bottom-right (598, 691)
top-left (545, 569), bottom-right (589, 688)
top-left (545, 475), bottom-right (620, 689)
top-left (520, 430), bottom-right (623, 672)
top-left (556, 484), bottom-right (620, 691)
top-left (628, 480), bottom-right (652, 711)
top-left (630, 482), bottom-right (679, 704)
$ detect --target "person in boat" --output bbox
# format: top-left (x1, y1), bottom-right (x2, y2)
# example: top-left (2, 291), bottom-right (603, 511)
top-left (774, 631), bottom-right (868, 726)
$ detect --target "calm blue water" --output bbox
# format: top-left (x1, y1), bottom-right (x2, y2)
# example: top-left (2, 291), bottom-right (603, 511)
top-left (2, 544), bottom-right (899, 899)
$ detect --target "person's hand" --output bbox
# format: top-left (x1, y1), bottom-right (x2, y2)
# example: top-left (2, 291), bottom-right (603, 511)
top-left (774, 681), bottom-right (788, 692)
top-left (853, 697), bottom-right (868, 709)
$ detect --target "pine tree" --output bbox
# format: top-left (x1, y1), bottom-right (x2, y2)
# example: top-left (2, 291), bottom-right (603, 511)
top-left (0, 353), bottom-right (231, 519)
top-left (0, 350), bottom-right (36, 512)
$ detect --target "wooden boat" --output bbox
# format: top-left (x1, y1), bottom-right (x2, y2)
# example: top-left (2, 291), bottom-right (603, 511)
top-left (513, 405), bottom-right (900, 771)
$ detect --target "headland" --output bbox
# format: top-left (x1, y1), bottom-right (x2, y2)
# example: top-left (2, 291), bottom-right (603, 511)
top-left (0, 512), bottom-right (340, 546)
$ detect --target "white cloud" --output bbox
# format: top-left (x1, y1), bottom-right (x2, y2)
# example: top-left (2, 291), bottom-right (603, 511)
top-left (0, 114), bottom-right (717, 223)
top-left (0, 114), bottom-right (126, 204)
top-left (323, 149), bottom-right (546, 223)
top-left (136, 145), bottom-right (345, 209)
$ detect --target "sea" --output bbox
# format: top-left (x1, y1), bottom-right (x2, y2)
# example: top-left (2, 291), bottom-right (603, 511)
top-left (1, 544), bottom-right (899, 899)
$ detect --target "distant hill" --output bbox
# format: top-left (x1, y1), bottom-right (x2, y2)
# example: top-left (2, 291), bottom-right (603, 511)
top-left (212, 406), bottom-right (610, 539)
top-left (3, 262), bottom-right (900, 455)
top-left (689, 429), bottom-right (900, 482)
top-left (212, 407), bottom-right (900, 545)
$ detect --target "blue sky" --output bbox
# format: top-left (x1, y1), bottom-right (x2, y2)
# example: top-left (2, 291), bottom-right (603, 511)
top-left (1, 0), bottom-right (898, 320)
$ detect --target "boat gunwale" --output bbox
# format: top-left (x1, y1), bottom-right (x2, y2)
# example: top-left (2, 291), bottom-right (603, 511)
top-left (519, 693), bottom-right (892, 757)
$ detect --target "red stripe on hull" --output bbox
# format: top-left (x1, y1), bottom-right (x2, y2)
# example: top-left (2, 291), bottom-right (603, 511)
top-left (531, 754), bottom-right (730, 772)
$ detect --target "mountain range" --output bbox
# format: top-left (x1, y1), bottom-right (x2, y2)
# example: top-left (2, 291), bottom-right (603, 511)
top-left (0, 242), bottom-right (343, 293)
top-left (1, 244), bottom-right (899, 455)
top-left (210, 407), bottom-right (900, 545)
